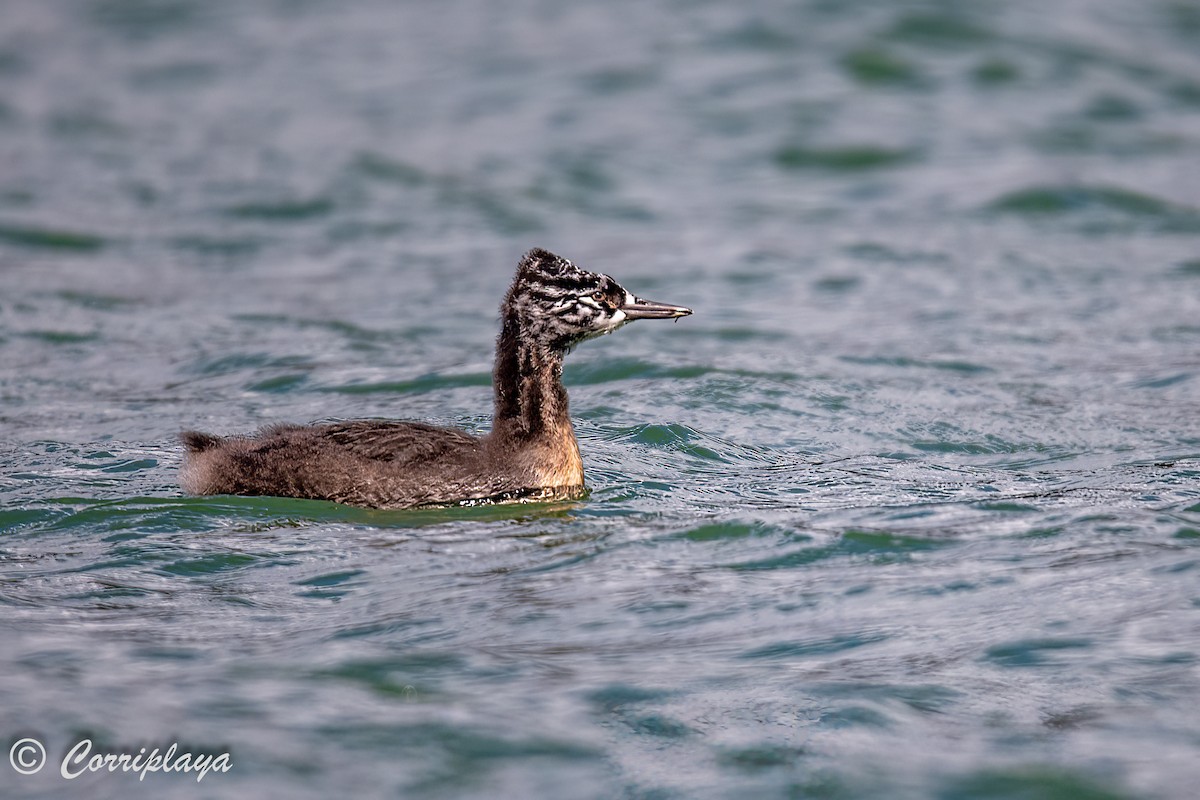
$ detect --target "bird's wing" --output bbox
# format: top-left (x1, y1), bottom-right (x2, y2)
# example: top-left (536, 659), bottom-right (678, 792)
top-left (314, 420), bottom-right (483, 464)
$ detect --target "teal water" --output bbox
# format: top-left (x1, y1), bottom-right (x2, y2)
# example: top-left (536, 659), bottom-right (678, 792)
top-left (3, 1), bottom-right (1200, 798)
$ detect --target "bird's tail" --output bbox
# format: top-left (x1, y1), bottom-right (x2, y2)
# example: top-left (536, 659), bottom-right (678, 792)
top-left (181, 431), bottom-right (224, 453)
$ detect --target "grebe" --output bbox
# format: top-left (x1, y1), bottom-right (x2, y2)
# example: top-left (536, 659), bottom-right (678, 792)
top-left (180, 248), bottom-right (692, 509)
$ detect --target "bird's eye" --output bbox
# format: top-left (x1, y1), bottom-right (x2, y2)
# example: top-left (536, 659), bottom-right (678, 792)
top-left (591, 291), bottom-right (606, 304)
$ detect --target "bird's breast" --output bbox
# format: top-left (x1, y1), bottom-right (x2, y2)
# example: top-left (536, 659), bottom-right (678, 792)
top-left (531, 424), bottom-right (585, 489)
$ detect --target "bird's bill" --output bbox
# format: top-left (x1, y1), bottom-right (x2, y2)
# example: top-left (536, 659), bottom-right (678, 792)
top-left (622, 296), bottom-right (693, 320)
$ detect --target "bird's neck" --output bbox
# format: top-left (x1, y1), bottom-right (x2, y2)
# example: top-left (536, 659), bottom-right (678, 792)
top-left (489, 315), bottom-right (584, 490)
top-left (490, 315), bottom-right (573, 441)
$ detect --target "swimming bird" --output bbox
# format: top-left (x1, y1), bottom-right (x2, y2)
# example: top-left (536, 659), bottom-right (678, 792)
top-left (180, 248), bottom-right (692, 509)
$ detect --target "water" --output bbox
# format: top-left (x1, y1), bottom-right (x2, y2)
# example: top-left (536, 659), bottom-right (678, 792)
top-left (2, 0), bottom-right (1199, 797)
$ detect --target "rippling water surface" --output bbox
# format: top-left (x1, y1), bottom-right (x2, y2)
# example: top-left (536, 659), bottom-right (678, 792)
top-left (3, 1), bottom-right (1200, 797)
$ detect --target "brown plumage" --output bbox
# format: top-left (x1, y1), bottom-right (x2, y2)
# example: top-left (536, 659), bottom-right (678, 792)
top-left (180, 248), bottom-right (692, 509)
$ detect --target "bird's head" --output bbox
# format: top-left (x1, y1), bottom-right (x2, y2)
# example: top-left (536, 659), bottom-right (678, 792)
top-left (502, 248), bottom-right (691, 352)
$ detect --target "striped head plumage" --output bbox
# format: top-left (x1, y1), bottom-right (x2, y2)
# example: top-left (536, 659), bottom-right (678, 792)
top-left (503, 248), bottom-right (691, 352)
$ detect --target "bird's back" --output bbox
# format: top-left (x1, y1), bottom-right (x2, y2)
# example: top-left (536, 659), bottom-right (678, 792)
top-left (180, 420), bottom-right (527, 508)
